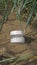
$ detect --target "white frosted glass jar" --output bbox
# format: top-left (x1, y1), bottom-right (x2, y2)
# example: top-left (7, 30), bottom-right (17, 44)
top-left (10, 30), bottom-right (25, 43)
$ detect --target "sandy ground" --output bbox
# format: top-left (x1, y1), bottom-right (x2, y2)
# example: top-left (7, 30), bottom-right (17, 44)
top-left (0, 12), bottom-right (37, 65)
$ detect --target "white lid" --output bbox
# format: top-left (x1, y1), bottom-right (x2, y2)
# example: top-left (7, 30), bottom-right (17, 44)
top-left (10, 30), bottom-right (24, 36)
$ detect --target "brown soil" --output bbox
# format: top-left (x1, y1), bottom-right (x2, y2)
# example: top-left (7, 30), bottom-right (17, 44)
top-left (0, 12), bottom-right (37, 65)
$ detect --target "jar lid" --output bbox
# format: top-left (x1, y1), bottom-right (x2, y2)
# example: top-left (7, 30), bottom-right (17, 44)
top-left (10, 30), bottom-right (24, 36)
